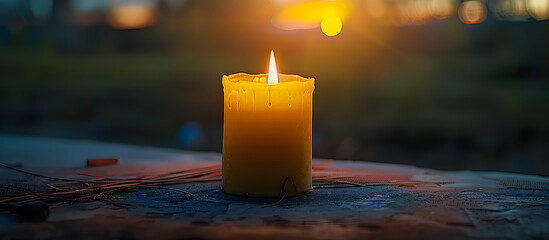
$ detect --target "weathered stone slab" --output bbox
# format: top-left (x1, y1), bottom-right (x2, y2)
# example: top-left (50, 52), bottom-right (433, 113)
top-left (0, 134), bottom-right (548, 239)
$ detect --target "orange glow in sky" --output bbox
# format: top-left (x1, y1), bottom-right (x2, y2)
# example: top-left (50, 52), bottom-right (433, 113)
top-left (272, 0), bottom-right (348, 32)
top-left (366, 0), bottom-right (388, 18)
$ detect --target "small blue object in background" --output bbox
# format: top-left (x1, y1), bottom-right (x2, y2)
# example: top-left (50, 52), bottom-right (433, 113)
top-left (176, 122), bottom-right (204, 150)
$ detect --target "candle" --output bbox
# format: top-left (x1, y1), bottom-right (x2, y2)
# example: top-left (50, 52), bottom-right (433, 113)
top-left (222, 51), bottom-right (315, 197)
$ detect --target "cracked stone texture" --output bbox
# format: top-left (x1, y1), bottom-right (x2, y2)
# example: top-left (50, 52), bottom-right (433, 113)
top-left (0, 134), bottom-right (548, 240)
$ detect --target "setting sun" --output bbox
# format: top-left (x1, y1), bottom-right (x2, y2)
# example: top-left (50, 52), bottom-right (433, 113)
top-left (321, 15), bottom-right (342, 36)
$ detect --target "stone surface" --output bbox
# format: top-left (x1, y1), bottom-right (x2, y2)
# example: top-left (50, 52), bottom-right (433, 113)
top-left (0, 134), bottom-right (548, 240)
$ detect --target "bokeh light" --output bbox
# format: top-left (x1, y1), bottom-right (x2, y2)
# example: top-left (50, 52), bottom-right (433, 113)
top-left (527, 0), bottom-right (549, 20)
top-left (490, 0), bottom-right (530, 21)
top-left (392, 0), bottom-right (436, 26)
top-left (459, 1), bottom-right (487, 24)
top-left (321, 15), bottom-right (342, 36)
top-left (107, 3), bottom-right (157, 29)
top-left (428, 0), bottom-right (457, 19)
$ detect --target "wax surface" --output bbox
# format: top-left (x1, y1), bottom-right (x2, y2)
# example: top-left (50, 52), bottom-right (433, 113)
top-left (222, 73), bottom-right (314, 197)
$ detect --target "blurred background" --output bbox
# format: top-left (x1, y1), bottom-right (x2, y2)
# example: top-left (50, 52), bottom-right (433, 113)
top-left (1, 0), bottom-right (548, 175)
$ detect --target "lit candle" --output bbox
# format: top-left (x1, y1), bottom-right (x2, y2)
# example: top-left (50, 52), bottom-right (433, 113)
top-left (222, 51), bottom-right (315, 197)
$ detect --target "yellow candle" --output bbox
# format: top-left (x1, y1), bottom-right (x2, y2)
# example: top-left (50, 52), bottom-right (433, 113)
top-left (222, 51), bottom-right (315, 197)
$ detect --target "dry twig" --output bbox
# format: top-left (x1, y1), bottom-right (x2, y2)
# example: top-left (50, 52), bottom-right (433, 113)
top-left (0, 161), bottom-right (372, 208)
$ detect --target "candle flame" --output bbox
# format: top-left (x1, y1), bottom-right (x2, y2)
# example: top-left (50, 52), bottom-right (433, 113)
top-left (267, 50), bottom-right (279, 85)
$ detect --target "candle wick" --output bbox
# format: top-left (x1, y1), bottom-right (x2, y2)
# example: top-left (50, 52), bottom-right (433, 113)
top-left (268, 87), bottom-right (272, 107)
